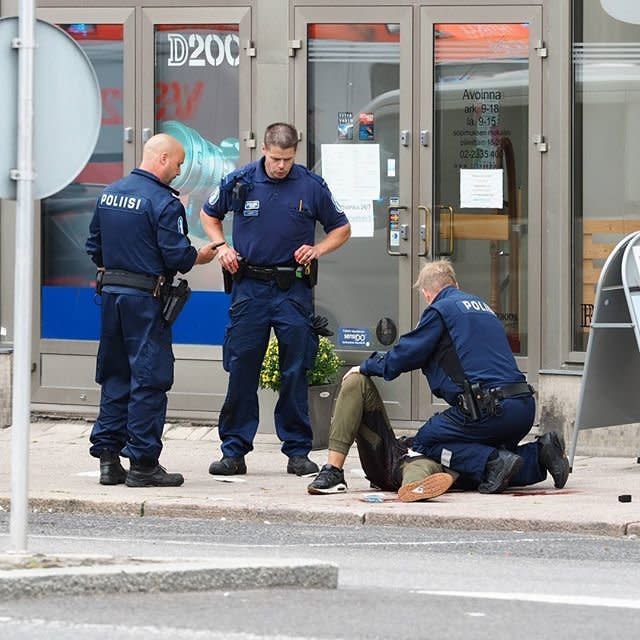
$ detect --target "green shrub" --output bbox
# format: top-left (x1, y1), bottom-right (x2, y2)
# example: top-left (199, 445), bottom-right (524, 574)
top-left (259, 335), bottom-right (344, 391)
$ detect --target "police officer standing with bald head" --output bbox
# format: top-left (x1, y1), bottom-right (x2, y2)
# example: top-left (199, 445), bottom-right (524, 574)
top-left (86, 133), bottom-right (220, 487)
top-left (200, 122), bottom-right (351, 477)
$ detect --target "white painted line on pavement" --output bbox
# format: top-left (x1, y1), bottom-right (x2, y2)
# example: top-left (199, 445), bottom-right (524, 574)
top-left (10, 533), bottom-right (591, 549)
top-left (0, 617), bottom-right (335, 640)
top-left (414, 590), bottom-right (640, 610)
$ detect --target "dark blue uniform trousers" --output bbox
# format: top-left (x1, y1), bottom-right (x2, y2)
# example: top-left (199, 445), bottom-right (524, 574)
top-left (414, 396), bottom-right (546, 487)
top-left (89, 291), bottom-right (174, 466)
top-left (220, 277), bottom-right (318, 458)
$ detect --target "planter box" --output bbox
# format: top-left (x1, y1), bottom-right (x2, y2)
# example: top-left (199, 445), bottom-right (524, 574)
top-left (258, 383), bottom-right (338, 450)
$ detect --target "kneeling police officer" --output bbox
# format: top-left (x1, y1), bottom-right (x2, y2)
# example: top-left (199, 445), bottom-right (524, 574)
top-left (86, 133), bottom-right (219, 487)
top-left (310, 260), bottom-right (569, 495)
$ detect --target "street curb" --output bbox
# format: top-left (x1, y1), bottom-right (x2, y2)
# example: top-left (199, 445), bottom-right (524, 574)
top-left (1, 497), bottom-right (635, 538)
top-left (0, 557), bottom-right (338, 600)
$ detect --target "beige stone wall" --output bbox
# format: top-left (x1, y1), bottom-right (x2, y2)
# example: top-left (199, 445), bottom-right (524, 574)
top-left (538, 373), bottom-right (640, 459)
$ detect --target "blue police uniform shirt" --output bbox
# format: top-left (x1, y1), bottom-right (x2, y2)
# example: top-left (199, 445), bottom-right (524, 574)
top-left (202, 158), bottom-right (349, 266)
top-left (360, 286), bottom-right (525, 406)
top-left (86, 168), bottom-right (197, 277)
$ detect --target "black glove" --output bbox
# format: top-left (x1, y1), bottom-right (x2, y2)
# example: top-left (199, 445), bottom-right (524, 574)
top-left (312, 315), bottom-right (333, 337)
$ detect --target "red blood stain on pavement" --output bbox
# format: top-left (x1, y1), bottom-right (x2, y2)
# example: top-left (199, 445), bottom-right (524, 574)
top-left (506, 489), bottom-right (579, 497)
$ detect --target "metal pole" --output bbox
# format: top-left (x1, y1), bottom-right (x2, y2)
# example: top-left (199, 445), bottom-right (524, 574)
top-left (9, 0), bottom-right (36, 553)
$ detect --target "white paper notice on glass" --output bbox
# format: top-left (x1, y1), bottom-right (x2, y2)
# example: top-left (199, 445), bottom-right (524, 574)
top-left (339, 198), bottom-right (374, 238)
top-left (460, 169), bottom-right (504, 209)
top-left (321, 144), bottom-right (380, 201)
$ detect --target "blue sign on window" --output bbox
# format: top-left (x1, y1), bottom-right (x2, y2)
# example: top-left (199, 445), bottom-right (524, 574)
top-left (338, 327), bottom-right (371, 348)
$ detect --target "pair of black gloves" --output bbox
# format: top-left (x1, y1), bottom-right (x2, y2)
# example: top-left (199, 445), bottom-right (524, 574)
top-left (312, 315), bottom-right (333, 337)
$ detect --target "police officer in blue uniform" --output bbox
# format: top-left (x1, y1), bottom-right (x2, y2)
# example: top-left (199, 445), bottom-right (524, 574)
top-left (310, 259), bottom-right (569, 495)
top-left (200, 122), bottom-right (351, 477)
top-left (86, 133), bottom-right (219, 487)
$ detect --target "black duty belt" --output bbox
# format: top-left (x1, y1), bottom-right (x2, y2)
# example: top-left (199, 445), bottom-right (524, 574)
top-left (244, 265), bottom-right (296, 282)
top-left (486, 382), bottom-right (535, 399)
top-left (457, 381), bottom-right (534, 420)
top-left (101, 269), bottom-right (164, 295)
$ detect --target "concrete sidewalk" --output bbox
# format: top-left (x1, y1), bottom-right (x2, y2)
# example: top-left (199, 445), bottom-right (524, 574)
top-left (0, 421), bottom-right (639, 538)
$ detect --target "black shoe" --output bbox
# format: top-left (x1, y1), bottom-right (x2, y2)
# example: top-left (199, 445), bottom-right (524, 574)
top-left (537, 431), bottom-right (570, 489)
top-left (99, 450), bottom-right (126, 485)
top-left (478, 450), bottom-right (524, 494)
top-left (287, 456), bottom-right (319, 477)
top-left (308, 464), bottom-right (347, 494)
top-left (125, 464), bottom-right (184, 487)
top-left (208, 456), bottom-right (247, 476)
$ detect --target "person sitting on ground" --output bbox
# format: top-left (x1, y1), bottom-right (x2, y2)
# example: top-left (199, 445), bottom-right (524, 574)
top-left (308, 370), bottom-right (457, 502)
top-left (309, 259), bottom-right (569, 497)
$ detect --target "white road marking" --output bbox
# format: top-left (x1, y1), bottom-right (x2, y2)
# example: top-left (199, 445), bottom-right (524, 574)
top-left (14, 533), bottom-right (589, 549)
top-left (414, 590), bottom-right (640, 610)
top-left (0, 617), bottom-right (332, 640)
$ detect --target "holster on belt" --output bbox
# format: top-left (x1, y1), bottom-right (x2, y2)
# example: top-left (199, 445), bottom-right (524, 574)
top-left (222, 258), bottom-right (246, 294)
top-left (274, 268), bottom-right (296, 291)
top-left (161, 278), bottom-right (191, 326)
top-left (457, 380), bottom-right (534, 420)
top-left (458, 379), bottom-right (482, 421)
top-left (296, 259), bottom-right (318, 289)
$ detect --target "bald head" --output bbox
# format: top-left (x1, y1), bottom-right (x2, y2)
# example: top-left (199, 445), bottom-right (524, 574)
top-left (139, 133), bottom-right (185, 185)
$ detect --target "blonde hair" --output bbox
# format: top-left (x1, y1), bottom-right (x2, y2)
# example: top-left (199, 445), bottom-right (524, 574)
top-left (413, 259), bottom-right (457, 294)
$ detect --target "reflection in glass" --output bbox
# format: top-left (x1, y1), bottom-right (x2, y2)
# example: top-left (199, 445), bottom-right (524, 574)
top-left (434, 23), bottom-right (529, 354)
top-left (572, 1), bottom-right (640, 350)
top-left (307, 23), bottom-right (400, 349)
top-left (154, 24), bottom-right (240, 293)
top-left (41, 24), bottom-right (124, 288)
top-left (154, 24), bottom-right (239, 274)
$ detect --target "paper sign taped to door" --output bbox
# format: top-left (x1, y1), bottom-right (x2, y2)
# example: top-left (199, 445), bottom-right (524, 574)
top-left (340, 198), bottom-right (374, 238)
top-left (460, 169), bottom-right (503, 209)
top-left (321, 144), bottom-right (380, 201)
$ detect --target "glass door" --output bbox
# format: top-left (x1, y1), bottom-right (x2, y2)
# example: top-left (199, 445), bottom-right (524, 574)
top-left (294, 6), bottom-right (414, 420)
top-left (33, 7), bottom-right (251, 411)
top-left (142, 8), bottom-right (252, 411)
top-left (35, 7), bottom-right (135, 406)
top-left (418, 6), bottom-right (543, 419)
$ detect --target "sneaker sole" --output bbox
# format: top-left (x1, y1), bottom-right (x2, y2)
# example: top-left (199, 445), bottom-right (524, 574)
top-left (398, 473), bottom-right (454, 503)
top-left (307, 482), bottom-right (347, 495)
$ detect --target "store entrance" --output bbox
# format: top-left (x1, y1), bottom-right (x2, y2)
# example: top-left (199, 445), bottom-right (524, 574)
top-left (296, 5), bottom-right (543, 426)
top-left (418, 6), bottom-right (543, 420)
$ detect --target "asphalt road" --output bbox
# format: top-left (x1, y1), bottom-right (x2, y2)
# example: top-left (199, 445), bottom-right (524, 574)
top-left (1, 513), bottom-right (639, 639)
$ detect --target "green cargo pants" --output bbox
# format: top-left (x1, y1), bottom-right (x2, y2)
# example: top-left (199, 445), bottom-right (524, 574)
top-left (329, 373), bottom-right (456, 491)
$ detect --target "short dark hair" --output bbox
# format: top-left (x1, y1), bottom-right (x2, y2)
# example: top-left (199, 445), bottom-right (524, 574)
top-left (264, 122), bottom-right (299, 150)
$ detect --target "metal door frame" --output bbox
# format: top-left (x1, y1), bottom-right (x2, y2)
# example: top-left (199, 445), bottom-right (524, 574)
top-left (293, 5), bottom-right (415, 420)
top-left (416, 4), bottom-right (543, 421)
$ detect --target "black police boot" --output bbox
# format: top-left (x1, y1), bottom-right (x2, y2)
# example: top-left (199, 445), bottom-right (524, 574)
top-left (99, 450), bottom-right (127, 486)
top-left (125, 463), bottom-right (184, 487)
top-left (287, 455), bottom-right (319, 477)
top-left (478, 450), bottom-right (524, 494)
top-left (208, 456), bottom-right (247, 476)
top-left (537, 431), bottom-right (570, 489)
